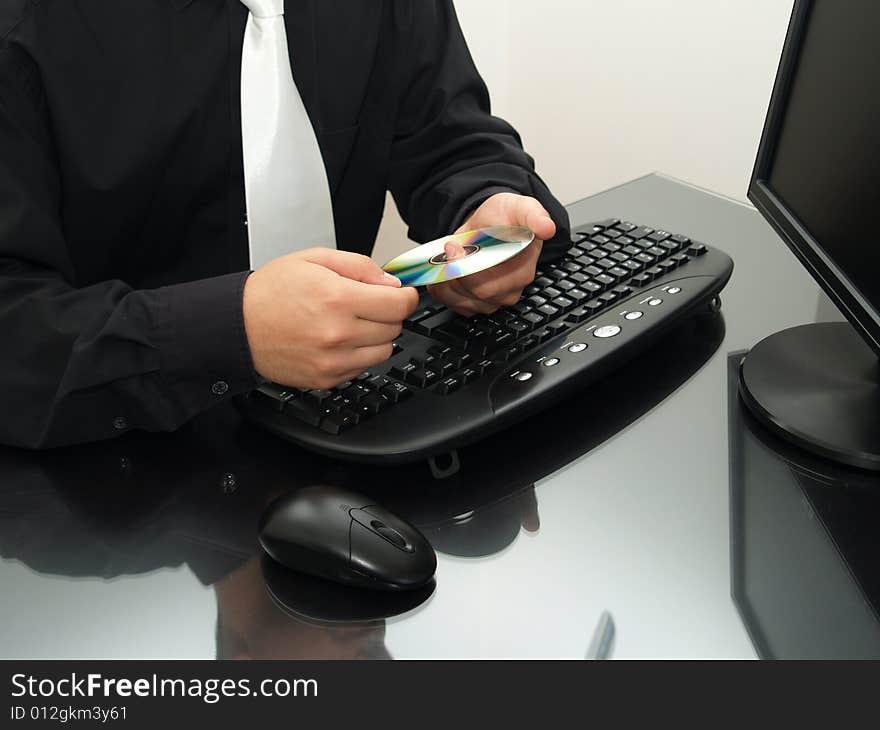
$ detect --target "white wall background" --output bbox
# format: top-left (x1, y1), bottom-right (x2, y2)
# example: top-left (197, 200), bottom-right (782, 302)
top-left (373, 0), bottom-right (795, 262)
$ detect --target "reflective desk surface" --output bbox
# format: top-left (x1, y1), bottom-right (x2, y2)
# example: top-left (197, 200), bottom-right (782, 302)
top-left (3, 174), bottom-right (879, 660)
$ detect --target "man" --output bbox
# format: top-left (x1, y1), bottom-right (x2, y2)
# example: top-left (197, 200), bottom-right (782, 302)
top-left (0, 1), bottom-right (570, 449)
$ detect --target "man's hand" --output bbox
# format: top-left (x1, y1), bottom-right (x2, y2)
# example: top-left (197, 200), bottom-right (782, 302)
top-left (428, 192), bottom-right (556, 316)
top-left (243, 249), bottom-right (418, 389)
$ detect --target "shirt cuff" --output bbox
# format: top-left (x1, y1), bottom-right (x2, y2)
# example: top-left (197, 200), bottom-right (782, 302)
top-left (158, 271), bottom-right (258, 404)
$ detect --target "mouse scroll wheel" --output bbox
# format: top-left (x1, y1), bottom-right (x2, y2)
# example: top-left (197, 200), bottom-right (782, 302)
top-left (370, 520), bottom-right (409, 550)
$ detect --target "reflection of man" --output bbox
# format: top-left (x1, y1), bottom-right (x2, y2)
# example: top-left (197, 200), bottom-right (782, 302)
top-left (0, 2), bottom-right (569, 448)
top-left (215, 558), bottom-right (390, 660)
top-left (0, 444), bottom-right (391, 660)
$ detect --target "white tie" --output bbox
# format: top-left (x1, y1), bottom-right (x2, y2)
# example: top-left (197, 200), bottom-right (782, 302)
top-left (240, 0), bottom-right (336, 268)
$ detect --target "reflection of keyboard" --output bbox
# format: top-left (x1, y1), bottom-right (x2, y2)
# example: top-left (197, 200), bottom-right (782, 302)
top-left (239, 218), bottom-right (733, 466)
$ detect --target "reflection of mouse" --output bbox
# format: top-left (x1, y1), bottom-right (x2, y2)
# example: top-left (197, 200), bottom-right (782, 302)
top-left (258, 486), bottom-right (436, 591)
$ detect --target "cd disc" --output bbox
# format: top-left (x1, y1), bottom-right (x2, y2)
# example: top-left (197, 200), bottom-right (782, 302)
top-left (382, 226), bottom-right (535, 287)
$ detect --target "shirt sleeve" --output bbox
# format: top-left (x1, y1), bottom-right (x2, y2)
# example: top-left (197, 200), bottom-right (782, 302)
top-left (0, 41), bottom-right (257, 449)
top-left (387, 0), bottom-right (571, 259)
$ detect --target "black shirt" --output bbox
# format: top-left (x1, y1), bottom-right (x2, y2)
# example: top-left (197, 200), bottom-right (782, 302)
top-left (0, 0), bottom-right (570, 449)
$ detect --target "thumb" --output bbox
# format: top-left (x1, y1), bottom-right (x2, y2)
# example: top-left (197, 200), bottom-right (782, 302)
top-left (511, 196), bottom-right (556, 242)
top-left (300, 248), bottom-right (401, 287)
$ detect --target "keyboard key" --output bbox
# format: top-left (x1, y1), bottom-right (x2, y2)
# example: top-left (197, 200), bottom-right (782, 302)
top-left (646, 266), bottom-right (664, 278)
top-left (528, 294), bottom-right (547, 308)
top-left (475, 359), bottom-right (495, 374)
top-left (595, 258), bottom-right (617, 270)
top-left (534, 276), bottom-right (553, 288)
top-left (623, 245), bottom-right (642, 256)
top-left (672, 252), bottom-right (689, 265)
top-left (616, 221), bottom-right (637, 232)
top-left (582, 281), bottom-right (602, 294)
top-left (437, 376), bottom-right (462, 395)
top-left (608, 266), bottom-right (629, 280)
top-left (589, 234), bottom-right (610, 245)
top-left (542, 286), bottom-right (562, 299)
top-left (562, 261), bottom-right (581, 274)
top-left (602, 242), bottom-right (622, 253)
top-left (303, 389), bottom-right (333, 407)
top-left (535, 327), bottom-right (555, 343)
top-left (648, 230), bottom-right (671, 243)
top-left (610, 252), bottom-right (629, 263)
top-left (567, 288), bottom-right (589, 302)
top-left (612, 285), bottom-right (633, 297)
top-left (551, 295), bottom-right (574, 311)
top-left (459, 366), bottom-right (479, 384)
top-left (566, 307), bottom-right (591, 323)
top-left (631, 273), bottom-right (652, 287)
top-left (628, 226), bottom-right (654, 240)
top-left (569, 272), bottom-right (590, 285)
top-left (254, 383), bottom-right (297, 412)
top-left (523, 311), bottom-right (546, 328)
top-left (519, 335), bottom-right (538, 351)
top-left (380, 381), bottom-right (411, 403)
top-left (547, 268), bottom-right (568, 281)
top-left (555, 279), bottom-right (576, 292)
top-left (622, 260), bottom-right (642, 273)
top-left (509, 301), bottom-right (533, 316)
top-left (508, 319), bottom-right (531, 335)
top-left (286, 398), bottom-right (321, 427)
top-left (497, 344), bottom-right (521, 362)
top-left (410, 309), bottom-right (456, 336)
top-left (595, 274), bottom-right (615, 286)
top-left (688, 242), bottom-right (707, 256)
top-left (599, 291), bottom-right (618, 304)
top-left (320, 409), bottom-right (359, 434)
top-left (671, 233), bottom-right (690, 245)
top-left (583, 265), bottom-right (603, 277)
top-left (537, 303), bottom-right (560, 318)
top-left (635, 252), bottom-right (655, 265)
top-left (358, 392), bottom-right (390, 415)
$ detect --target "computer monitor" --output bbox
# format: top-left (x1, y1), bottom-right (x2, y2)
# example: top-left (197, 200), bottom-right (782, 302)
top-left (742, 0), bottom-right (880, 471)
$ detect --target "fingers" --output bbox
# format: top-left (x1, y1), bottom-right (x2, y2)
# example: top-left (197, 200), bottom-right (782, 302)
top-left (349, 319), bottom-right (403, 347)
top-left (348, 343), bottom-right (397, 374)
top-left (456, 239), bottom-right (542, 306)
top-left (429, 280), bottom-right (499, 316)
top-left (300, 248), bottom-right (401, 288)
top-left (444, 239), bottom-right (467, 261)
top-left (343, 279), bottom-right (420, 323)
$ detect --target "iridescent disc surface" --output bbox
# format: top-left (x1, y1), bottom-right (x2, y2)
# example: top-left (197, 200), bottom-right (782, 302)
top-left (381, 226), bottom-right (535, 287)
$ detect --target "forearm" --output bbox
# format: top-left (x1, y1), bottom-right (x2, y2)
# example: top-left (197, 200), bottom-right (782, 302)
top-left (0, 268), bottom-right (257, 448)
top-left (388, 0), bottom-right (570, 258)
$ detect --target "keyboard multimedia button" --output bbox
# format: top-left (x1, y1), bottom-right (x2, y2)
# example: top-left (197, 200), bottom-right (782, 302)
top-left (593, 325), bottom-right (622, 339)
top-left (667, 286), bottom-right (681, 294)
top-left (543, 357), bottom-right (560, 367)
top-left (568, 342), bottom-right (588, 353)
top-left (514, 371), bottom-right (533, 382)
top-left (648, 298), bottom-right (663, 306)
top-left (625, 311), bottom-right (644, 320)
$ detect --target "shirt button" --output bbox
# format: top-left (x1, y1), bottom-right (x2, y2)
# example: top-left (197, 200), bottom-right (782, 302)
top-left (212, 380), bottom-right (229, 396)
top-left (113, 416), bottom-right (127, 431)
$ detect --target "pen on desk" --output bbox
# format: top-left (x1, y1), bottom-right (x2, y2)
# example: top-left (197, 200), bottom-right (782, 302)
top-left (585, 610), bottom-right (615, 660)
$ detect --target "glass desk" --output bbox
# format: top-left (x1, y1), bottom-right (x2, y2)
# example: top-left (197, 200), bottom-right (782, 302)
top-left (2, 173), bottom-right (877, 659)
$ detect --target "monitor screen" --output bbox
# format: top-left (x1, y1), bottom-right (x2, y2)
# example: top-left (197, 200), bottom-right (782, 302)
top-left (753, 0), bottom-right (880, 350)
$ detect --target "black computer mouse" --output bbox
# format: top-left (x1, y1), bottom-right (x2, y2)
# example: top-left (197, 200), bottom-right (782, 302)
top-left (258, 486), bottom-right (437, 591)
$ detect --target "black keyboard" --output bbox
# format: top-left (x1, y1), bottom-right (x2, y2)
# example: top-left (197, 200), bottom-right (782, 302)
top-left (239, 218), bottom-right (733, 466)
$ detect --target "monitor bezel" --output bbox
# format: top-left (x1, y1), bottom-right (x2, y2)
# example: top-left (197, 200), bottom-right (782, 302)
top-left (748, 0), bottom-right (880, 357)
